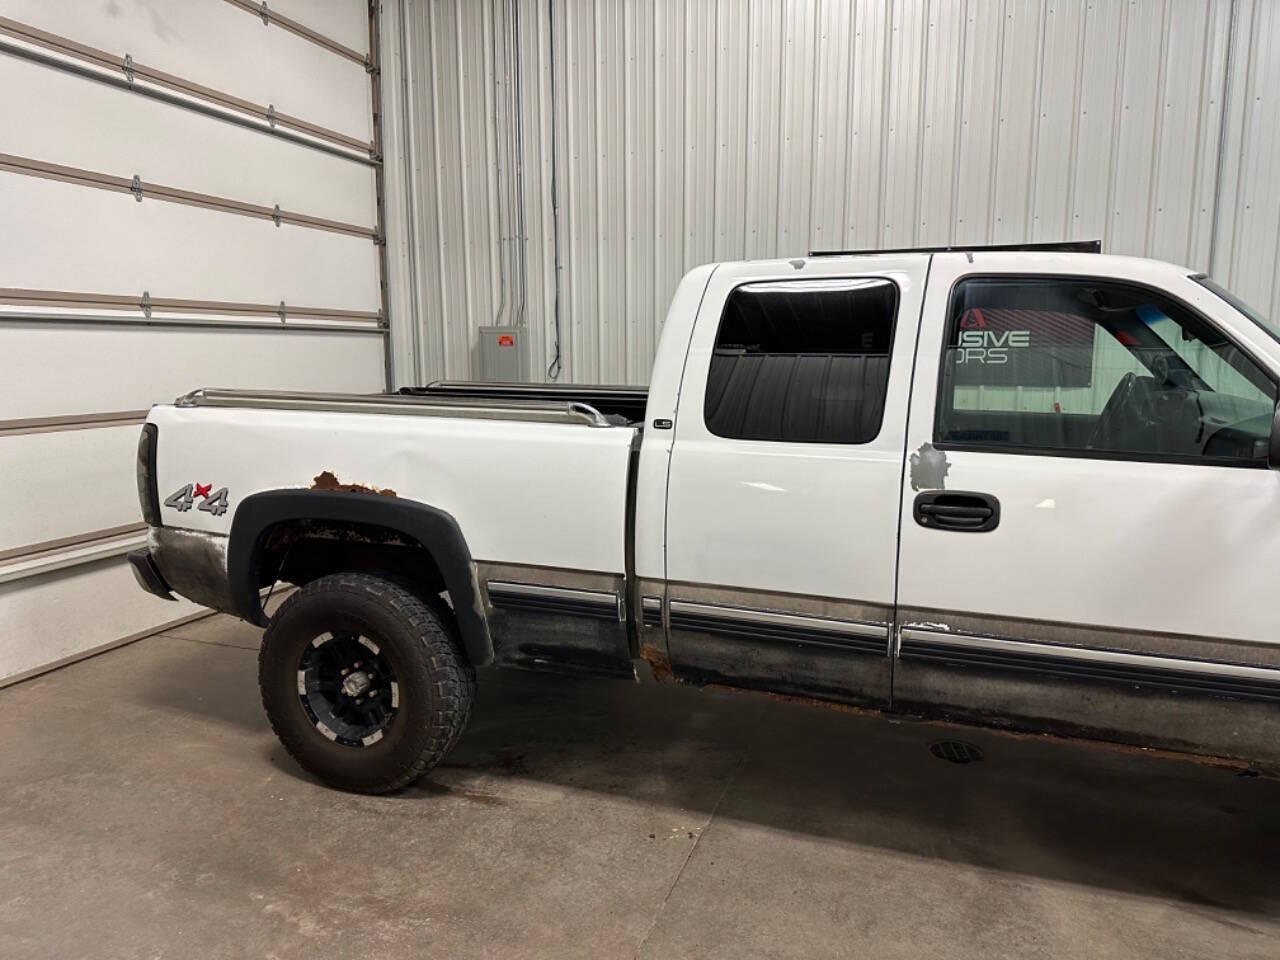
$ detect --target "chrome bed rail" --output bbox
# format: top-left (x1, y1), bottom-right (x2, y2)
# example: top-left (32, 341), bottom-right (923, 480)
top-left (173, 388), bottom-right (616, 427)
top-left (401, 381), bottom-right (649, 424)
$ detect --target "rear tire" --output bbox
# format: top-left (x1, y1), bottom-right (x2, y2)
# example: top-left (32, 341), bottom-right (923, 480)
top-left (259, 572), bottom-right (475, 793)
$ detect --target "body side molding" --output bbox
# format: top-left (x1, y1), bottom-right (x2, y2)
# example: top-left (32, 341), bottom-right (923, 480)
top-left (640, 595), bottom-right (663, 627)
top-left (227, 490), bottom-right (494, 665)
top-left (486, 580), bottom-right (622, 621)
top-left (669, 598), bottom-right (891, 656)
top-left (899, 628), bottom-right (1280, 703)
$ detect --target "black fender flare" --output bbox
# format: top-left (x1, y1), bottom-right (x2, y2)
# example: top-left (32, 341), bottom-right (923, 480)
top-left (227, 490), bottom-right (494, 666)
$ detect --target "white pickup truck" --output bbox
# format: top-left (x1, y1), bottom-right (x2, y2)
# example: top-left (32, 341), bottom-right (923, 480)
top-left (129, 243), bottom-right (1280, 793)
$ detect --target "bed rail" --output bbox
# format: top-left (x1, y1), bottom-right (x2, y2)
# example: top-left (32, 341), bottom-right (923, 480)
top-left (173, 388), bottom-right (617, 428)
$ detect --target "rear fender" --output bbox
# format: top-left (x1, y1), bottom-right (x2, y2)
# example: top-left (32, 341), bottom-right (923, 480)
top-left (227, 490), bottom-right (494, 666)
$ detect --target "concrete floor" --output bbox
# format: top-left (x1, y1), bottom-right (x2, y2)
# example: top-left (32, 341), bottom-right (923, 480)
top-left (1, 615), bottom-right (1278, 960)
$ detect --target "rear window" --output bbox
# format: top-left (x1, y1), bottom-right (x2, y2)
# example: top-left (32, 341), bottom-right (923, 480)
top-left (703, 278), bottom-right (899, 443)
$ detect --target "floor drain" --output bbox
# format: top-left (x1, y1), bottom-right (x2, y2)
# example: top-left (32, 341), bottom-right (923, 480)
top-left (930, 740), bottom-right (984, 764)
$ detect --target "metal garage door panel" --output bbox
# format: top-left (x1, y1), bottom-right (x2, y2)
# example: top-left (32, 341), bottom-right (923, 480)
top-left (0, 324), bottom-right (385, 421)
top-left (0, 426), bottom-right (140, 555)
top-left (270, 0), bottom-right (371, 57)
top-left (0, 175), bottom-right (381, 309)
top-left (0, 559), bottom-right (198, 682)
top-left (5, 0), bottom-right (372, 146)
top-left (0, 56), bottom-right (376, 228)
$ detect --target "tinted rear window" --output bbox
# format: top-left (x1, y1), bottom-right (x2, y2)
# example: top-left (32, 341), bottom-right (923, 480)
top-left (704, 278), bottom-right (899, 443)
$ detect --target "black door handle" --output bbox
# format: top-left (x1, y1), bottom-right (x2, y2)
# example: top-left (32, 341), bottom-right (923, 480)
top-left (913, 491), bottom-right (1000, 532)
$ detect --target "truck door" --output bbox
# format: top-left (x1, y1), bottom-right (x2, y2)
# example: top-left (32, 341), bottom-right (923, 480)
top-left (662, 256), bottom-right (929, 706)
top-left (894, 253), bottom-right (1280, 762)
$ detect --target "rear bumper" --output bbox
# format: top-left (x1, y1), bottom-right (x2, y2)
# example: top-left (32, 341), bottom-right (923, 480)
top-left (127, 548), bottom-right (175, 601)
top-left (133, 527), bottom-right (240, 617)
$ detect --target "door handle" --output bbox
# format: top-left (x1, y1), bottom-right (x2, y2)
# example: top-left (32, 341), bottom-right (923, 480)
top-left (913, 491), bottom-right (1000, 532)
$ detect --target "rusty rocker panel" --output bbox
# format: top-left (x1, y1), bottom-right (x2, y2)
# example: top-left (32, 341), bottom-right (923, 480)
top-left (478, 562), bottom-right (633, 679)
top-left (663, 582), bottom-right (894, 706)
top-left (895, 607), bottom-right (1280, 768)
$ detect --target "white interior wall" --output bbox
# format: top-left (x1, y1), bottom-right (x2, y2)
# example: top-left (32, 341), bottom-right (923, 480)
top-left (382, 0), bottom-right (1280, 388)
top-left (0, 0), bottom-right (385, 684)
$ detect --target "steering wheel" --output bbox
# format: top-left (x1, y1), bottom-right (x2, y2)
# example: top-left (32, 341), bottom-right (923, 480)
top-left (1087, 372), bottom-right (1159, 451)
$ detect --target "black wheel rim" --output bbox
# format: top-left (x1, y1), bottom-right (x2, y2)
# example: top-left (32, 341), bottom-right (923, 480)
top-left (297, 631), bottom-right (399, 748)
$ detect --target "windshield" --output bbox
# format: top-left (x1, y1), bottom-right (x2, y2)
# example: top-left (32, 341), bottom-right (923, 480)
top-left (1192, 274), bottom-right (1280, 343)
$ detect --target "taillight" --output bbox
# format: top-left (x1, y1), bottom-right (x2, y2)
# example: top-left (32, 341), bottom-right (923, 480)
top-left (137, 423), bottom-right (161, 525)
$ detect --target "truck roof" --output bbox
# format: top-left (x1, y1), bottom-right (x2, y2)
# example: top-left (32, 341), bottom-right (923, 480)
top-left (700, 247), bottom-right (1197, 288)
top-left (807, 240), bottom-right (1102, 257)
top-left (787, 242), bottom-right (1196, 282)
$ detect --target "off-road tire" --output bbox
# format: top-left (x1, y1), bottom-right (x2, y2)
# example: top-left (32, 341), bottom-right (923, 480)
top-left (259, 572), bottom-right (475, 793)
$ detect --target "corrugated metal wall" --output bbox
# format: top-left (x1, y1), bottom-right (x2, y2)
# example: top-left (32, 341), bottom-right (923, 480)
top-left (381, 0), bottom-right (1280, 387)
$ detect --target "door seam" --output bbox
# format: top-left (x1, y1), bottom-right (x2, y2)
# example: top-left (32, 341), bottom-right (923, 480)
top-left (890, 253), bottom-right (935, 711)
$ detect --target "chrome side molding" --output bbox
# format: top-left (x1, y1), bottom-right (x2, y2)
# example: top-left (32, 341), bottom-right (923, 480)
top-left (899, 627), bottom-right (1280, 702)
top-left (486, 580), bottom-right (623, 622)
top-left (669, 598), bottom-right (890, 655)
top-left (640, 595), bottom-right (663, 627)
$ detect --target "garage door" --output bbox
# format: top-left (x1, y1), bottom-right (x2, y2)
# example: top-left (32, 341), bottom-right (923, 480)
top-left (0, 0), bottom-right (387, 684)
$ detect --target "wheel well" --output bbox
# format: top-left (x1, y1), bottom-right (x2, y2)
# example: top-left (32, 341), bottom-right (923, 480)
top-left (257, 518), bottom-right (448, 608)
top-left (228, 489), bottom-right (494, 666)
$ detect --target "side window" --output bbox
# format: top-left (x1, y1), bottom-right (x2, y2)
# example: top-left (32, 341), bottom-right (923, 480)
top-left (704, 278), bottom-right (899, 443)
top-left (936, 277), bottom-right (1277, 464)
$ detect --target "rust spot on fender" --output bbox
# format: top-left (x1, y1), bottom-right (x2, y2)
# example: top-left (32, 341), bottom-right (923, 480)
top-left (311, 470), bottom-right (396, 497)
top-left (638, 641), bottom-right (674, 682)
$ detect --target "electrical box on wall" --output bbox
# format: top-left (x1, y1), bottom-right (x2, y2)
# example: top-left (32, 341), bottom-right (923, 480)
top-left (475, 326), bottom-right (528, 382)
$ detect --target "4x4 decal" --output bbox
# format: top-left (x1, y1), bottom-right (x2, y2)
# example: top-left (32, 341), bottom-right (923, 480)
top-left (164, 482), bottom-right (230, 516)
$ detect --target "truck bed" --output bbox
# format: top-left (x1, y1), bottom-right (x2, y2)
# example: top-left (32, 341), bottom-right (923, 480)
top-left (400, 381), bottom-right (649, 425)
top-left (151, 387), bottom-right (639, 578)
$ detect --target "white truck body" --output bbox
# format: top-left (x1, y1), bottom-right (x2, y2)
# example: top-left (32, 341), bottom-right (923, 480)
top-left (132, 249), bottom-right (1280, 774)
top-left (149, 402), bottom-right (635, 575)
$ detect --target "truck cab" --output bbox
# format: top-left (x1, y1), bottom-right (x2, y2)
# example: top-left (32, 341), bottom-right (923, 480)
top-left (634, 248), bottom-right (1280, 770)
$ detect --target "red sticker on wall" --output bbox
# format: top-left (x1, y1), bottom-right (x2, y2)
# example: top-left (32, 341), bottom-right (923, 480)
top-left (497, 334), bottom-right (515, 347)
